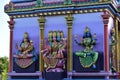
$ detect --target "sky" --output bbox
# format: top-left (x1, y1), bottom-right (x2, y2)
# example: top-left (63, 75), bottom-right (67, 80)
top-left (0, 0), bottom-right (10, 57)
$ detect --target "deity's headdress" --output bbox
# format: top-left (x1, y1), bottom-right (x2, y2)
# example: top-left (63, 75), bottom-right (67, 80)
top-left (24, 32), bottom-right (29, 39)
top-left (83, 27), bottom-right (92, 38)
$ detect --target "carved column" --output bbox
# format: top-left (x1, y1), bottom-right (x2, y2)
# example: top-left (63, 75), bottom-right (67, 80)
top-left (65, 14), bottom-right (73, 72)
top-left (38, 16), bottom-right (46, 71)
top-left (114, 17), bottom-right (119, 72)
top-left (7, 17), bottom-right (15, 72)
top-left (101, 11), bottom-right (110, 72)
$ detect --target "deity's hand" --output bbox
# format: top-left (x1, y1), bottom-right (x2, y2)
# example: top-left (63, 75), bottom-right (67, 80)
top-left (18, 54), bottom-right (24, 58)
top-left (93, 33), bottom-right (97, 40)
top-left (40, 50), bottom-right (44, 53)
top-left (80, 38), bottom-right (84, 42)
top-left (74, 34), bottom-right (78, 39)
top-left (62, 38), bottom-right (67, 41)
top-left (23, 51), bottom-right (28, 55)
top-left (16, 42), bottom-right (19, 49)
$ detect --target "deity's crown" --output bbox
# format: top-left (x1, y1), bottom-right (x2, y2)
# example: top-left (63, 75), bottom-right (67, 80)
top-left (83, 27), bottom-right (92, 38)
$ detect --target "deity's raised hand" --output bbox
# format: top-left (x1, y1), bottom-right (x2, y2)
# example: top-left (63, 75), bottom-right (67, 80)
top-left (16, 42), bottom-right (19, 49)
top-left (62, 38), bottom-right (67, 41)
top-left (74, 34), bottom-right (78, 39)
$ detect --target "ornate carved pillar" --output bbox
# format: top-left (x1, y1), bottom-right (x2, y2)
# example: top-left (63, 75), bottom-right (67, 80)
top-left (38, 16), bottom-right (46, 71)
top-left (114, 17), bottom-right (119, 72)
top-left (101, 11), bottom-right (110, 72)
top-left (65, 14), bottom-right (73, 72)
top-left (7, 17), bottom-right (15, 72)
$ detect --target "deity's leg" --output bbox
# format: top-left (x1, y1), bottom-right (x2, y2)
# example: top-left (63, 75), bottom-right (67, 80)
top-left (91, 52), bottom-right (98, 63)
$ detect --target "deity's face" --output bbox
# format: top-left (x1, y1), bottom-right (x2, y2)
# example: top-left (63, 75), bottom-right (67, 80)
top-left (53, 37), bottom-right (56, 42)
top-left (85, 27), bottom-right (90, 32)
top-left (83, 38), bottom-right (92, 45)
top-left (60, 32), bottom-right (64, 38)
top-left (24, 38), bottom-right (28, 42)
top-left (57, 31), bottom-right (60, 35)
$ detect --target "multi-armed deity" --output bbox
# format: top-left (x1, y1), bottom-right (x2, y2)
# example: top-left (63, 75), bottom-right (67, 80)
top-left (41, 31), bottom-right (67, 72)
top-left (74, 27), bottom-right (98, 69)
top-left (13, 32), bottom-right (37, 68)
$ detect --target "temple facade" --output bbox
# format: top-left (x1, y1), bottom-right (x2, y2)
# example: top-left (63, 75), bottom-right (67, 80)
top-left (5, 0), bottom-right (120, 80)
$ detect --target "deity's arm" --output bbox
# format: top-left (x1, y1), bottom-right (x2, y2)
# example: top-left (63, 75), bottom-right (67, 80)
top-left (22, 45), bottom-right (34, 55)
top-left (41, 48), bottom-right (49, 53)
top-left (91, 39), bottom-right (96, 45)
top-left (62, 39), bottom-right (67, 49)
top-left (16, 43), bottom-right (22, 51)
top-left (17, 47), bottom-right (22, 51)
top-left (74, 39), bottom-right (81, 46)
top-left (26, 45), bottom-right (34, 52)
top-left (92, 52), bottom-right (98, 63)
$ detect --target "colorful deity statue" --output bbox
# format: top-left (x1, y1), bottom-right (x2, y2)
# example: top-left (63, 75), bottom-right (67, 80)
top-left (74, 27), bottom-right (98, 68)
top-left (41, 31), bottom-right (66, 72)
top-left (13, 32), bottom-right (37, 68)
top-left (110, 27), bottom-right (116, 73)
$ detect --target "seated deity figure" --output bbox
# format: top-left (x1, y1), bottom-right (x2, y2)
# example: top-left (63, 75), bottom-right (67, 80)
top-left (74, 27), bottom-right (98, 69)
top-left (41, 31), bottom-right (67, 72)
top-left (13, 32), bottom-right (37, 68)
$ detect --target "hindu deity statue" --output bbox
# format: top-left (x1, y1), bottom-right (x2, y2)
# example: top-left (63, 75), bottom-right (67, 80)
top-left (109, 27), bottom-right (116, 73)
top-left (74, 27), bottom-right (98, 68)
top-left (41, 31), bottom-right (67, 72)
top-left (13, 32), bottom-right (37, 68)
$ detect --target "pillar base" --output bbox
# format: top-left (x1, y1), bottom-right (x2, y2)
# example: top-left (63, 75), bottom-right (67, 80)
top-left (8, 71), bottom-right (42, 80)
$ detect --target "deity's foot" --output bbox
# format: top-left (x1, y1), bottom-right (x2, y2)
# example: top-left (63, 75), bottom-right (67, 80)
top-left (92, 64), bottom-right (96, 69)
top-left (111, 67), bottom-right (116, 73)
top-left (13, 54), bottom-right (23, 59)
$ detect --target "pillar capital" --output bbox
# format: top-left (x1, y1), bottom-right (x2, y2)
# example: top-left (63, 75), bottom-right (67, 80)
top-left (38, 16), bottom-right (46, 29)
top-left (7, 17), bottom-right (15, 30)
top-left (101, 10), bottom-right (110, 25)
top-left (65, 14), bottom-right (73, 28)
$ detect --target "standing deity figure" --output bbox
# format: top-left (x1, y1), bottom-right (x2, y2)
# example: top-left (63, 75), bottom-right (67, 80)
top-left (109, 27), bottom-right (116, 73)
top-left (74, 27), bottom-right (98, 68)
top-left (41, 31), bottom-right (67, 72)
top-left (13, 32), bottom-right (37, 68)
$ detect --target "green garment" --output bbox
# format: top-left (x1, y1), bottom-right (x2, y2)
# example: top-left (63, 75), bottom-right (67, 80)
top-left (76, 51), bottom-right (98, 68)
